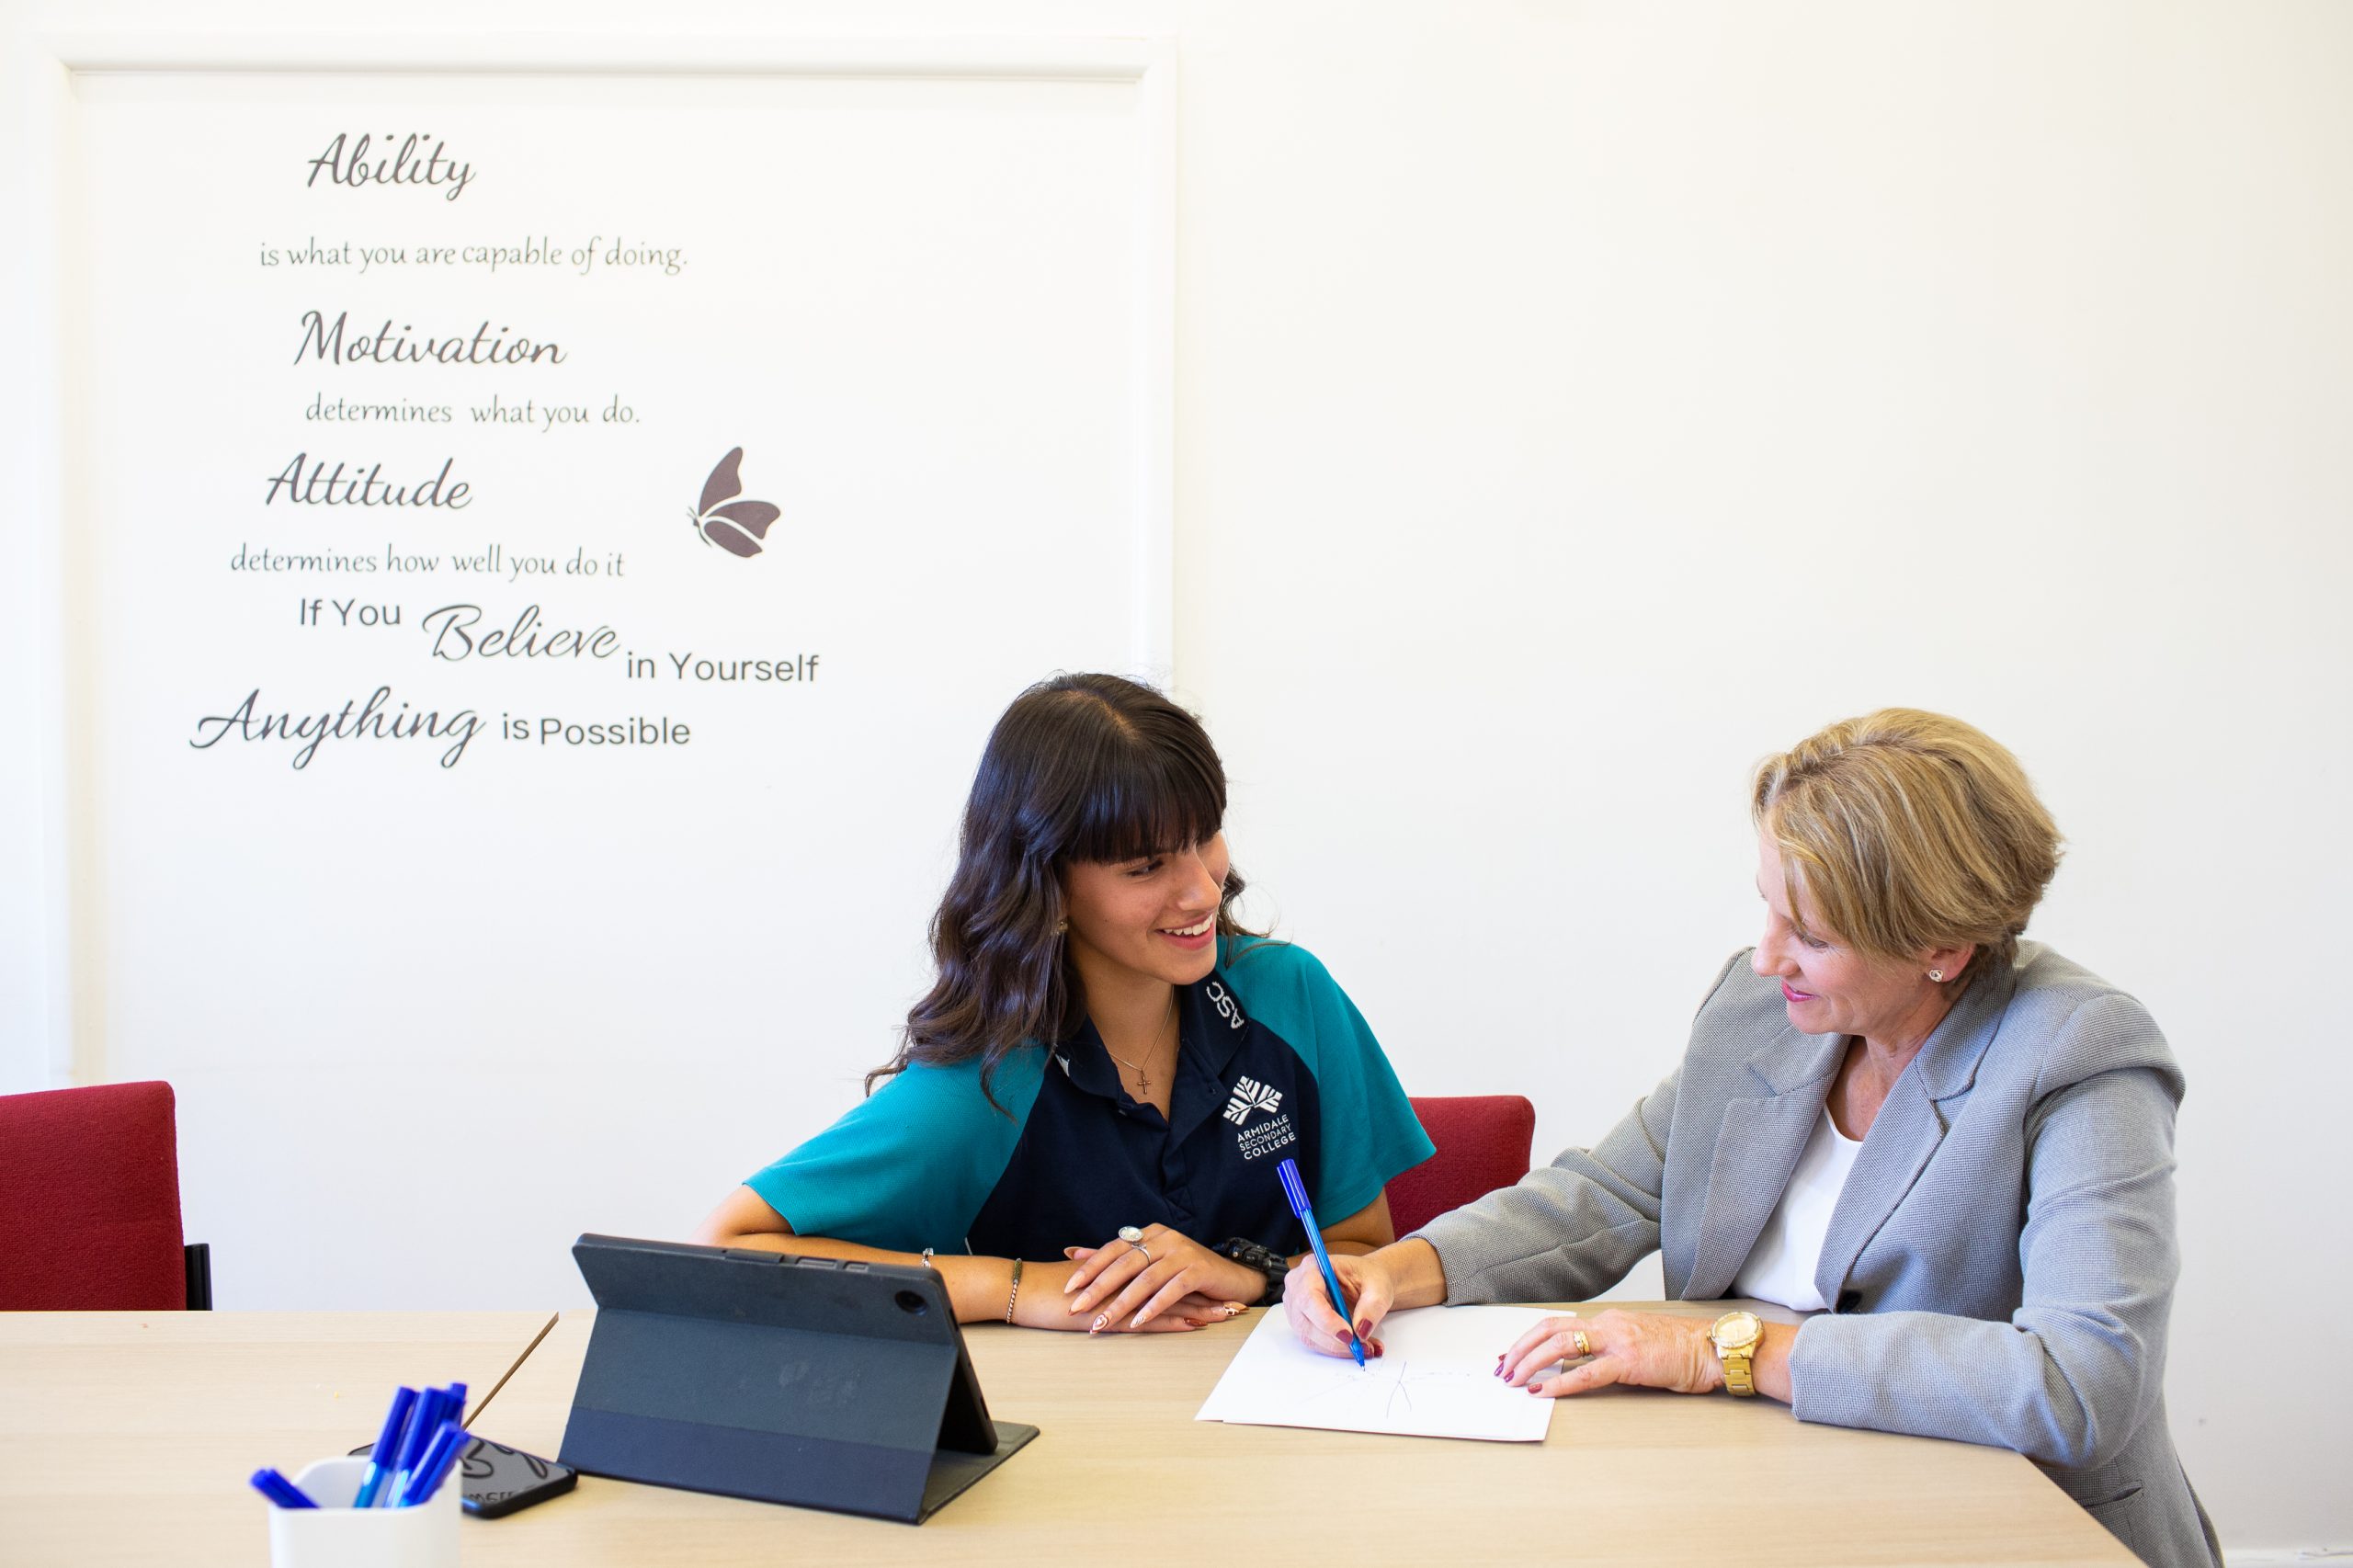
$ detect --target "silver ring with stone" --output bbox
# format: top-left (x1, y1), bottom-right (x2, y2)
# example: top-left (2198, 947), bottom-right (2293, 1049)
top-left (1119, 1224), bottom-right (1151, 1261)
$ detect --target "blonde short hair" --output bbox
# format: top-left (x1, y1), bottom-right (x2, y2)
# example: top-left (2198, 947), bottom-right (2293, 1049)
top-left (1752, 710), bottom-right (2062, 977)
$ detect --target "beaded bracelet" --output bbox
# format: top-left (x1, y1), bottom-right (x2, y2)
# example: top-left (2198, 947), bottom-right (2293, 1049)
top-left (1005, 1258), bottom-right (1024, 1324)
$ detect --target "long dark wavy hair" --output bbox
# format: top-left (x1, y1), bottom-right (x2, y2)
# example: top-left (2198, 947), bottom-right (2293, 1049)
top-left (870, 674), bottom-right (1257, 1109)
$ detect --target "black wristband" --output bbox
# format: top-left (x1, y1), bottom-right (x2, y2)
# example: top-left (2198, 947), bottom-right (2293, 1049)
top-left (1216, 1237), bottom-right (1289, 1305)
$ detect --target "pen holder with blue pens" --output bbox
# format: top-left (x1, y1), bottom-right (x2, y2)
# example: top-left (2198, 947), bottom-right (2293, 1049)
top-left (256, 1382), bottom-right (469, 1568)
top-left (265, 1455), bottom-right (460, 1568)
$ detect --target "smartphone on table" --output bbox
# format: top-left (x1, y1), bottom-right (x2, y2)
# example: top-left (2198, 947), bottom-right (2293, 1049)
top-left (349, 1435), bottom-right (576, 1517)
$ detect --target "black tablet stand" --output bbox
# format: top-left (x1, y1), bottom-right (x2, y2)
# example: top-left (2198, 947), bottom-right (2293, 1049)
top-left (560, 1234), bottom-right (1038, 1524)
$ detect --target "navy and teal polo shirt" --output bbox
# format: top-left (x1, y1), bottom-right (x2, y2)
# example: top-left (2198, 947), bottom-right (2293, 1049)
top-left (745, 937), bottom-right (1433, 1261)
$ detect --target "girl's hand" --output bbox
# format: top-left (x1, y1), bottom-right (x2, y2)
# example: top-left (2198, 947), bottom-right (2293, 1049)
top-left (1008, 1257), bottom-right (1241, 1332)
top-left (1496, 1308), bottom-right (1721, 1396)
top-left (1279, 1251), bottom-right (1391, 1359)
top-left (1061, 1225), bottom-right (1262, 1332)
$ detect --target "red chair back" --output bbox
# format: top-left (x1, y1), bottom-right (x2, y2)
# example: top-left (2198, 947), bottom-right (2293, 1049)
top-left (0, 1081), bottom-right (192, 1310)
top-left (1384, 1095), bottom-right (1537, 1236)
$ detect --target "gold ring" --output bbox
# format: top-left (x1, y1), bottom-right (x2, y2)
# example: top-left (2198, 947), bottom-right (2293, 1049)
top-left (1572, 1329), bottom-right (1591, 1358)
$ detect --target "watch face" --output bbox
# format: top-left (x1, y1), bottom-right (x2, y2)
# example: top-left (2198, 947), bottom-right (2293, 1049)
top-left (1714, 1311), bottom-right (1761, 1349)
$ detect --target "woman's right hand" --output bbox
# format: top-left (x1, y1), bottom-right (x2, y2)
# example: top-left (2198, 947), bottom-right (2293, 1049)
top-left (1281, 1252), bottom-right (1392, 1359)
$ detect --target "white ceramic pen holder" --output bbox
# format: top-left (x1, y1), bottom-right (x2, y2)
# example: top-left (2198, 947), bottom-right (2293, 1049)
top-left (267, 1456), bottom-right (460, 1568)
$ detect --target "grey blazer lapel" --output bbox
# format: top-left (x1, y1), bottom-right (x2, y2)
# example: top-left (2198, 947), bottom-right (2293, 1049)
top-left (1813, 961), bottom-right (2021, 1306)
top-left (1686, 1026), bottom-right (1844, 1298)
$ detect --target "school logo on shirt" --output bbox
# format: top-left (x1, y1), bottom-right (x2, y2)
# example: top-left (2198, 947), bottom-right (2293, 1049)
top-left (1223, 1076), bottom-right (1283, 1125)
top-left (1225, 1077), bottom-right (1296, 1158)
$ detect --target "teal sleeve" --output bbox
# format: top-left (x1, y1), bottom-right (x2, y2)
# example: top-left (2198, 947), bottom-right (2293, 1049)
top-left (1223, 939), bottom-right (1435, 1223)
top-left (742, 1051), bottom-right (1046, 1253)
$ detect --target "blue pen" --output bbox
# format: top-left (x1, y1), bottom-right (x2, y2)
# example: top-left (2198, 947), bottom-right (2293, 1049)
top-left (396, 1423), bottom-right (470, 1508)
top-left (1276, 1156), bottom-right (1366, 1369)
top-left (352, 1386), bottom-right (416, 1508)
top-left (385, 1385), bottom-right (449, 1505)
top-left (415, 1382), bottom-right (467, 1460)
top-left (249, 1468), bottom-right (319, 1509)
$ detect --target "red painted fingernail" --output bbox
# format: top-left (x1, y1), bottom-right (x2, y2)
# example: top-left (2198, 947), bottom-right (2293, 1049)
top-left (1355, 1319), bottom-right (1372, 1339)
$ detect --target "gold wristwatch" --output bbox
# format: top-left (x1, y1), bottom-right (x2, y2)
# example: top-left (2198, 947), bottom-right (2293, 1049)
top-left (1710, 1310), bottom-right (1762, 1397)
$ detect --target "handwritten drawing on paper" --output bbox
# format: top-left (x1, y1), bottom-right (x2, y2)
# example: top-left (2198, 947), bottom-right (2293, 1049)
top-left (1196, 1303), bottom-right (1562, 1443)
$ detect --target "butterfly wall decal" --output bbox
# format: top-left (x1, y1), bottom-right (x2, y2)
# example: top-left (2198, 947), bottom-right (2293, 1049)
top-left (689, 448), bottom-right (781, 558)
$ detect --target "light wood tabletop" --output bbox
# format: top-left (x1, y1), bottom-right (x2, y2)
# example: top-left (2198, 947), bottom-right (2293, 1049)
top-left (463, 1300), bottom-right (2135, 1567)
top-left (0, 1303), bottom-right (2136, 1566)
top-left (0, 1310), bottom-right (556, 1568)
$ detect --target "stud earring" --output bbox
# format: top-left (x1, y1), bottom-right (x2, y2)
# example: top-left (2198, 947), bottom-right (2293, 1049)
top-left (1055, 919), bottom-right (1068, 935)
top-left (1928, 969), bottom-right (1945, 983)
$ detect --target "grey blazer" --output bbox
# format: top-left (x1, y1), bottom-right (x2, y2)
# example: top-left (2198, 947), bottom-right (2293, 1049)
top-left (1416, 944), bottom-right (2221, 1568)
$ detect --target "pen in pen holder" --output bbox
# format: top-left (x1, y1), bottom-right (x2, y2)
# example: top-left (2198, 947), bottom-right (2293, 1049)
top-left (267, 1456), bottom-right (460, 1568)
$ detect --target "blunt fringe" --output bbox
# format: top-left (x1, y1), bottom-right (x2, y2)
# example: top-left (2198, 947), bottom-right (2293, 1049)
top-left (1752, 709), bottom-right (2063, 983)
top-left (870, 674), bottom-right (1256, 1108)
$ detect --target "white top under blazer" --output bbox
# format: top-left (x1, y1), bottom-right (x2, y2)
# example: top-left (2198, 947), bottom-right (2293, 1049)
top-left (1733, 1107), bottom-right (1861, 1312)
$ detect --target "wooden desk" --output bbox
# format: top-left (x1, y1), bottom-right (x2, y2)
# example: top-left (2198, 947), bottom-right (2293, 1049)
top-left (0, 1305), bottom-right (2133, 1566)
top-left (468, 1301), bottom-right (2133, 1567)
top-left (0, 1310), bottom-right (555, 1568)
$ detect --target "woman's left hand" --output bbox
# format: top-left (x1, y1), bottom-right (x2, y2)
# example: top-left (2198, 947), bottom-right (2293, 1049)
top-left (1062, 1225), bottom-right (1263, 1332)
top-left (1497, 1308), bottom-right (1722, 1397)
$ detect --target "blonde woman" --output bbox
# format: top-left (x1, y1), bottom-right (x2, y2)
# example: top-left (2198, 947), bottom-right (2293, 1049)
top-left (1285, 710), bottom-right (2219, 1568)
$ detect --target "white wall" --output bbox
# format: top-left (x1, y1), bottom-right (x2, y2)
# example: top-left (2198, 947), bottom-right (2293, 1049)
top-left (5, 1), bottom-right (2345, 1557)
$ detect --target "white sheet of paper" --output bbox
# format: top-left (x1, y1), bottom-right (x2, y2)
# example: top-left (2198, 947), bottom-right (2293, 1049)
top-left (1196, 1303), bottom-right (1563, 1442)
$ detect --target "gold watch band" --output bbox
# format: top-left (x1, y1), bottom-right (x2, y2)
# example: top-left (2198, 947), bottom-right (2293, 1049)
top-left (1711, 1310), bottom-right (1761, 1397)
